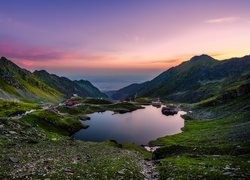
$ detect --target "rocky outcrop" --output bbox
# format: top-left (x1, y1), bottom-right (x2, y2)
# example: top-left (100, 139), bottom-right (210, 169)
top-left (161, 107), bottom-right (178, 116)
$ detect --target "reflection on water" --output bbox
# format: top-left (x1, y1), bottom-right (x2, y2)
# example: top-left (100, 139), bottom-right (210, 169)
top-left (73, 105), bottom-right (185, 145)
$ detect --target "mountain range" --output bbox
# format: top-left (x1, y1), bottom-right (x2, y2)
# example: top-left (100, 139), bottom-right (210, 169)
top-left (1, 55), bottom-right (250, 103)
top-left (0, 57), bottom-right (106, 102)
top-left (111, 54), bottom-right (250, 103)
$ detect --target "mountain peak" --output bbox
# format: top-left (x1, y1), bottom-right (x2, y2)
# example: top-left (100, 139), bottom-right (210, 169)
top-left (1, 56), bottom-right (8, 60)
top-left (189, 54), bottom-right (215, 62)
top-left (34, 70), bottom-right (50, 74)
top-left (0, 56), bottom-right (11, 63)
top-left (0, 56), bottom-right (20, 68)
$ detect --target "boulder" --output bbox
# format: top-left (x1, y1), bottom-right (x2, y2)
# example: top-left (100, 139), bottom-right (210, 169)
top-left (161, 107), bottom-right (178, 116)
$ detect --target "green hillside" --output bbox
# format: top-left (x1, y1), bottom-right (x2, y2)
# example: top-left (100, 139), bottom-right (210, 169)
top-left (0, 57), bottom-right (107, 103)
top-left (0, 57), bottom-right (64, 103)
top-left (112, 55), bottom-right (250, 102)
top-left (150, 85), bottom-right (250, 179)
top-left (34, 70), bottom-right (107, 98)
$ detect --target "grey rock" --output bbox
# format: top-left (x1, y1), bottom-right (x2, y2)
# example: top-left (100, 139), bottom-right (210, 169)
top-left (223, 172), bottom-right (235, 176)
top-left (117, 169), bottom-right (126, 175)
top-left (9, 131), bottom-right (17, 135)
top-left (9, 157), bottom-right (19, 163)
top-left (151, 172), bottom-right (159, 178)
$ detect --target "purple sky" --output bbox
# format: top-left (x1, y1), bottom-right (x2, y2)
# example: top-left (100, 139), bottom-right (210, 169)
top-left (0, 0), bottom-right (250, 90)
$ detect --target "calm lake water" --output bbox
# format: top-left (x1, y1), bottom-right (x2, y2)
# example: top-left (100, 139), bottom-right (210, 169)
top-left (73, 105), bottom-right (186, 145)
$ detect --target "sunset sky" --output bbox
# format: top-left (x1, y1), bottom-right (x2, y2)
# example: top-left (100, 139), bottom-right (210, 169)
top-left (0, 0), bottom-right (250, 90)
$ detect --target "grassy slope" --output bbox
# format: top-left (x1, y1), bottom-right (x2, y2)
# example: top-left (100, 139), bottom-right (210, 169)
top-left (0, 99), bottom-right (150, 179)
top-left (0, 99), bottom-right (38, 117)
top-left (150, 95), bottom-right (250, 179)
top-left (20, 110), bottom-right (87, 136)
top-left (112, 55), bottom-right (250, 103)
top-left (0, 57), bottom-right (65, 103)
top-left (0, 139), bottom-right (145, 179)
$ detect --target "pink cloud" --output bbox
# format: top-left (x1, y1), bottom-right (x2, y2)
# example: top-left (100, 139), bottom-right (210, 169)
top-left (0, 40), bottom-right (122, 70)
top-left (0, 40), bottom-right (117, 61)
top-left (205, 17), bottom-right (239, 23)
top-left (0, 40), bottom-right (119, 61)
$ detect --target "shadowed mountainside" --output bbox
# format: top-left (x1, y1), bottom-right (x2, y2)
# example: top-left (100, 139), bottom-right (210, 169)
top-left (112, 54), bottom-right (250, 103)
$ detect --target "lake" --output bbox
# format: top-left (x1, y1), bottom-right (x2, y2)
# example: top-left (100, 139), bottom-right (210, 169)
top-left (73, 105), bottom-right (186, 145)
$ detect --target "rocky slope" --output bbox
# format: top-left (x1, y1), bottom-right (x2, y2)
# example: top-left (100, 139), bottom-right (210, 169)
top-left (0, 99), bottom-right (158, 179)
top-left (0, 119), bottom-right (158, 179)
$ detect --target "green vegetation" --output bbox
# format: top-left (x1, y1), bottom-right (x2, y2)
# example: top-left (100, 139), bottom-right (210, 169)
top-left (34, 70), bottom-right (107, 99)
top-left (58, 101), bottom-right (143, 115)
top-left (1, 55), bottom-right (250, 179)
top-left (0, 78), bottom-right (20, 97)
top-left (0, 109), bottom-right (152, 179)
top-left (20, 110), bottom-right (87, 136)
top-left (106, 102), bottom-right (144, 113)
top-left (157, 155), bottom-right (249, 179)
top-left (0, 99), bottom-right (38, 117)
top-left (0, 57), bottom-right (107, 103)
top-left (134, 97), bottom-right (152, 104)
top-left (72, 97), bottom-right (113, 104)
top-left (0, 57), bottom-right (64, 103)
top-left (112, 55), bottom-right (250, 103)
top-left (122, 142), bottom-right (151, 159)
top-left (0, 139), bottom-right (146, 179)
top-left (150, 94), bottom-right (250, 179)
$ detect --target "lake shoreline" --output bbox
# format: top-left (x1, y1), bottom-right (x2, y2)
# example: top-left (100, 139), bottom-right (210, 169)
top-left (73, 105), bottom-right (186, 146)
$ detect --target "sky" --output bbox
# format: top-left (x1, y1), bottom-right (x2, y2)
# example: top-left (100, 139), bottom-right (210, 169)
top-left (0, 0), bottom-right (250, 90)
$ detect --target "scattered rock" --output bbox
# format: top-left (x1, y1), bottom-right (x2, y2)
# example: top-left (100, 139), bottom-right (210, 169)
top-left (64, 168), bottom-right (74, 174)
top-left (9, 131), bottom-right (17, 135)
top-left (9, 157), bottom-right (19, 163)
top-left (223, 166), bottom-right (231, 170)
top-left (198, 163), bottom-right (205, 166)
top-left (84, 159), bottom-right (90, 163)
top-left (223, 172), bottom-right (235, 176)
top-left (151, 172), bottom-right (159, 178)
top-left (117, 169), bottom-right (126, 175)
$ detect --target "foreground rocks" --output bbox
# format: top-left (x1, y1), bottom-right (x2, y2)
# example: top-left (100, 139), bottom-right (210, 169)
top-left (0, 117), bottom-right (159, 179)
top-left (0, 140), bottom-right (159, 179)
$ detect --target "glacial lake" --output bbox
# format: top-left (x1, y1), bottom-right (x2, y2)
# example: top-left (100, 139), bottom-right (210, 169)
top-left (73, 105), bottom-right (186, 145)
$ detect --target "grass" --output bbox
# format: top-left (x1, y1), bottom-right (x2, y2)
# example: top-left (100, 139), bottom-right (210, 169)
top-left (2, 92), bottom-right (249, 179)
top-left (106, 102), bottom-right (144, 113)
top-left (20, 110), bottom-right (87, 136)
top-left (21, 80), bottom-right (64, 103)
top-left (58, 102), bottom-right (143, 115)
top-left (134, 97), bottom-right (152, 104)
top-left (122, 142), bottom-right (151, 159)
top-left (0, 99), bottom-right (38, 117)
top-left (71, 97), bottom-right (113, 104)
top-left (158, 154), bottom-right (250, 179)
top-left (149, 94), bottom-right (250, 179)
top-left (0, 139), bottom-right (145, 179)
top-left (0, 77), bottom-right (21, 97)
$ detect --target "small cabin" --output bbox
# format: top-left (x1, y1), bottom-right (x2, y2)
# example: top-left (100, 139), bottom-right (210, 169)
top-left (66, 101), bottom-right (76, 107)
